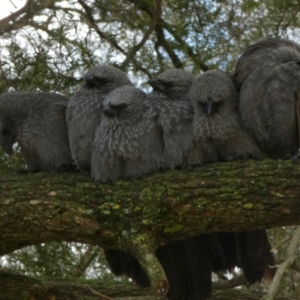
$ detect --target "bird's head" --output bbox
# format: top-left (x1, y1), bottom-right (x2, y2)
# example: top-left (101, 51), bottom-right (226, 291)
top-left (83, 65), bottom-right (132, 93)
top-left (102, 86), bottom-right (146, 123)
top-left (190, 70), bottom-right (237, 118)
top-left (148, 68), bottom-right (194, 101)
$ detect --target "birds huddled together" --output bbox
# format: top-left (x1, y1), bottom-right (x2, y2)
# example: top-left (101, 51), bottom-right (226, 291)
top-left (2, 37), bottom-right (299, 299)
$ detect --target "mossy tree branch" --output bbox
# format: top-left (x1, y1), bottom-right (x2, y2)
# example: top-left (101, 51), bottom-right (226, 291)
top-left (0, 270), bottom-right (293, 300)
top-left (1, 159), bottom-right (300, 296)
top-left (1, 159), bottom-right (300, 248)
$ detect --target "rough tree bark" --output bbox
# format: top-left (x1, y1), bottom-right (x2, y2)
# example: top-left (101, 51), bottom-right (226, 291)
top-left (1, 158), bottom-right (300, 299)
top-left (0, 270), bottom-right (293, 300)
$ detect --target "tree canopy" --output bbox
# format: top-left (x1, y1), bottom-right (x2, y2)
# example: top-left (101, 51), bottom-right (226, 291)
top-left (1, 0), bottom-right (300, 299)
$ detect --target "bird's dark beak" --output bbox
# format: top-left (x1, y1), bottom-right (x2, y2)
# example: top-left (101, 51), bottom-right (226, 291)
top-left (148, 78), bottom-right (165, 92)
top-left (203, 101), bottom-right (215, 116)
top-left (103, 106), bottom-right (119, 116)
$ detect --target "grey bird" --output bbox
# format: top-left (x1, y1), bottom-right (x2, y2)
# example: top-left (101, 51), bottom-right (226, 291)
top-left (145, 68), bottom-right (195, 169)
top-left (91, 83), bottom-right (212, 299)
top-left (145, 69), bottom-right (215, 299)
top-left (91, 85), bottom-right (157, 182)
top-left (235, 38), bottom-right (300, 158)
top-left (0, 92), bottom-right (73, 172)
top-left (187, 70), bottom-right (261, 166)
top-left (66, 65), bottom-right (132, 172)
top-left (188, 70), bottom-right (275, 285)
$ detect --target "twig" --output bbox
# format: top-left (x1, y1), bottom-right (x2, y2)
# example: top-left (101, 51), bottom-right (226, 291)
top-left (0, 0), bottom-right (61, 35)
top-left (270, 235), bottom-right (292, 252)
top-left (86, 285), bottom-right (113, 300)
top-left (77, 0), bottom-right (152, 77)
top-left (47, 282), bottom-right (112, 300)
top-left (74, 246), bottom-right (99, 278)
top-left (121, 0), bottom-right (162, 68)
top-left (263, 227), bottom-right (300, 300)
top-left (8, 0), bottom-right (17, 9)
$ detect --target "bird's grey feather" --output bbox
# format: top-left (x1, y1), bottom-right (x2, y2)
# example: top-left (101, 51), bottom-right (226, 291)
top-left (235, 38), bottom-right (300, 158)
top-left (235, 37), bottom-right (300, 90)
top-left (66, 65), bottom-right (132, 171)
top-left (0, 92), bottom-right (72, 172)
top-left (188, 70), bottom-right (261, 166)
top-left (91, 86), bottom-right (158, 182)
top-left (188, 70), bottom-right (275, 285)
top-left (145, 68), bottom-right (194, 169)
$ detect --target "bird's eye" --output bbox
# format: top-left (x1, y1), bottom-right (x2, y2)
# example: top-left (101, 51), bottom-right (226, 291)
top-left (93, 76), bottom-right (109, 84)
top-left (119, 103), bottom-right (127, 109)
top-left (109, 103), bottom-right (128, 111)
top-left (215, 100), bottom-right (224, 107)
top-left (96, 77), bottom-right (108, 84)
top-left (85, 76), bottom-right (109, 88)
top-left (166, 82), bottom-right (174, 88)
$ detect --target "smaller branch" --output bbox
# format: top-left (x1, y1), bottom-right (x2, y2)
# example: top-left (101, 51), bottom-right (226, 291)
top-left (0, 0), bottom-right (29, 30)
top-left (289, 261), bottom-right (300, 273)
top-left (159, 19), bottom-right (209, 71)
top-left (271, 235), bottom-right (292, 252)
top-left (77, 0), bottom-right (151, 77)
top-left (125, 234), bottom-right (168, 296)
top-left (283, 13), bottom-right (300, 33)
top-left (155, 24), bottom-right (183, 69)
top-left (0, 0), bottom-right (60, 35)
top-left (121, 0), bottom-right (162, 68)
top-left (50, 282), bottom-right (114, 299)
top-left (74, 246), bottom-right (99, 278)
top-left (8, 0), bottom-right (17, 9)
top-left (86, 285), bottom-right (112, 300)
top-left (264, 227), bottom-right (300, 300)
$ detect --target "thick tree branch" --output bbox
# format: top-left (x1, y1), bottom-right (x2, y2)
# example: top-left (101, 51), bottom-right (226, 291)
top-left (0, 270), bottom-right (293, 300)
top-left (0, 0), bottom-right (61, 35)
top-left (1, 159), bottom-right (300, 294)
top-left (1, 159), bottom-right (300, 250)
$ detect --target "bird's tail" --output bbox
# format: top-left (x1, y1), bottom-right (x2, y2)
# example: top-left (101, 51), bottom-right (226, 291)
top-left (235, 230), bottom-right (276, 284)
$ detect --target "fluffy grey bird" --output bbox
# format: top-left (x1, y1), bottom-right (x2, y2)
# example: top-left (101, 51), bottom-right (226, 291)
top-left (188, 70), bottom-right (275, 285)
top-left (66, 65), bottom-right (132, 171)
top-left (0, 92), bottom-right (72, 172)
top-left (145, 68), bottom-right (195, 169)
top-left (235, 38), bottom-right (300, 91)
top-left (235, 38), bottom-right (300, 158)
top-left (91, 82), bottom-right (212, 300)
top-left (187, 70), bottom-right (261, 166)
top-left (91, 85), bottom-right (158, 182)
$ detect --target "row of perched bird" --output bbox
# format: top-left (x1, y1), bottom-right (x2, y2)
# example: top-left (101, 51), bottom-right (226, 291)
top-left (1, 37), bottom-right (299, 299)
